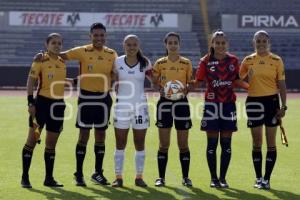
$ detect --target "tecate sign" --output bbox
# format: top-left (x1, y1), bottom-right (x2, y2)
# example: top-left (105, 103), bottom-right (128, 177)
top-left (240, 15), bottom-right (299, 28)
top-left (8, 11), bottom-right (178, 28)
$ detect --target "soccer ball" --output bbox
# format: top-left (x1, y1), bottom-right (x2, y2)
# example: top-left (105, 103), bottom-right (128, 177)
top-left (164, 80), bottom-right (185, 101)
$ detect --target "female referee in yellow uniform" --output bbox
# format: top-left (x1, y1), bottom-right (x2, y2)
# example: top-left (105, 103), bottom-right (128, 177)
top-left (153, 32), bottom-right (193, 187)
top-left (21, 33), bottom-right (71, 188)
top-left (240, 30), bottom-right (287, 190)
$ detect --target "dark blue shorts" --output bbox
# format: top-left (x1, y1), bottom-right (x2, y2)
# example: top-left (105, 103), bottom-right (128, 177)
top-left (201, 102), bottom-right (237, 132)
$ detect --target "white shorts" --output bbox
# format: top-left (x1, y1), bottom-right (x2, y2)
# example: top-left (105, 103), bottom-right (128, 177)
top-left (113, 102), bottom-right (150, 130)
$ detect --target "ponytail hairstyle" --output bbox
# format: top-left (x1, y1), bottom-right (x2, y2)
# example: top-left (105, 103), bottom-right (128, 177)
top-left (208, 30), bottom-right (227, 59)
top-left (164, 32), bottom-right (181, 56)
top-left (123, 34), bottom-right (149, 71)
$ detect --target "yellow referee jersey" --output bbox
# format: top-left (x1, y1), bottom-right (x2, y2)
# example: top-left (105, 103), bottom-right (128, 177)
top-left (29, 53), bottom-right (66, 99)
top-left (153, 56), bottom-right (193, 88)
top-left (240, 52), bottom-right (285, 97)
top-left (66, 44), bottom-right (117, 92)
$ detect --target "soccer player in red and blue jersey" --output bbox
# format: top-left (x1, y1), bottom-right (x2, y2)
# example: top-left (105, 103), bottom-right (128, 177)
top-left (195, 30), bottom-right (247, 188)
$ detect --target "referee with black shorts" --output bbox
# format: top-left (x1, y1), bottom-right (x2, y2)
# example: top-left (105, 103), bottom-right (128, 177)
top-left (35, 23), bottom-right (117, 186)
top-left (63, 23), bottom-right (117, 186)
top-left (240, 30), bottom-right (287, 190)
top-left (21, 33), bottom-right (70, 188)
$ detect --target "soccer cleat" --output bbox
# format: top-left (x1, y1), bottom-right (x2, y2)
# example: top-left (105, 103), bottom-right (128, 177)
top-left (258, 179), bottom-right (270, 190)
top-left (254, 177), bottom-right (263, 188)
top-left (91, 171), bottom-right (110, 185)
top-left (74, 172), bottom-right (86, 187)
top-left (44, 178), bottom-right (63, 187)
top-left (155, 178), bottom-right (165, 187)
top-left (182, 177), bottom-right (193, 187)
top-left (135, 178), bottom-right (147, 187)
top-left (219, 179), bottom-right (229, 188)
top-left (112, 179), bottom-right (123, 187)
top-left (21, 176), bottom-right (32, 188)
top-left (210, 179), bottom-right (221, 188)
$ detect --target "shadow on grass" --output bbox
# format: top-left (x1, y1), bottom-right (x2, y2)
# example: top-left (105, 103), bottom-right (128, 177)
top-left (84, 184), bottom-right (177, 200)
top-left (27, 184), bottom-right (177, 200)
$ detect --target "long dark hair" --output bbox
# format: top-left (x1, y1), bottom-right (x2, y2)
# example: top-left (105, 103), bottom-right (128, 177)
top-left (164, 32), bottom-right (180, 56)
top-left (209, 30), bottom-right (227, 59)
top-left (124, 34), bottom-right (148, 71)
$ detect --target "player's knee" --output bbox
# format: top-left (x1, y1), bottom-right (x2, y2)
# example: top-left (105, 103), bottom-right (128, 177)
top-left (179, 147), bottom-right (189, 153)
top-left (220, 137), bottom-right (231, 149)
top-left (207, 137), bottom-right (218, 152)
top-left (134, 142), bottom-right (144, 151)
top-left (159, 147), bottom-right (169, 153)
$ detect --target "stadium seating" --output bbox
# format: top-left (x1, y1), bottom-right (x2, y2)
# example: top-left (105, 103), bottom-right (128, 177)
top-left (0, 0), bottom-right (203, 67)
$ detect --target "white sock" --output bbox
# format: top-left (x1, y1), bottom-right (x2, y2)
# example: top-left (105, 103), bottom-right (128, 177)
top-left (135, 150), bottom-right (145, 176)
top-left (114, 149), bottom-right (125, 176)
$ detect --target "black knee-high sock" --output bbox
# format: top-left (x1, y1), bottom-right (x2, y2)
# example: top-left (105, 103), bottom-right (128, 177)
top-left (264, 147), bottom-right (277, 181)
top-left (252, 147), bottom-right (262, 178)
top-left (157, 151), bottom-right (168, 179)
top-left (180, 150), bottom-right (190, 178)
top-left (22, 144), bottom-right (34, 178)
top-left (44, 148), bottom-right (55, 180)
top-left (207, 137), bottom-right (218, 180)
top-left (220, 137), bottom-right (232, 180)
top-left (95, 143), bottom-right (105, 174)
top-left (76, 144), bottom-right (86, 176)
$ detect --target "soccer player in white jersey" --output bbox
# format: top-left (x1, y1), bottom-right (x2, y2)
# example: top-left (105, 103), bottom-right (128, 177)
top-left (112, 34), bottom-right (152, 187)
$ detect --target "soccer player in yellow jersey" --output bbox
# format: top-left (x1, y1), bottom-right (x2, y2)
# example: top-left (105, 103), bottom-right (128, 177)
top-left (240, 30), bottom-right (287, 190)
top-left (153, 32), bottom-right (193, 187)
top-left (60, 23), bottom-right (117, 186)
top-left (21, 33), bottom-right (71, 188)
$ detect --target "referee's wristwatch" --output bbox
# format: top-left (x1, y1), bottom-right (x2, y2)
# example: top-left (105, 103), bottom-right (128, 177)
top-left (281, 105), bottom-right (288, 111)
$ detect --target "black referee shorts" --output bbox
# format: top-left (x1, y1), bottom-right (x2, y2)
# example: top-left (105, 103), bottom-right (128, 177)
top-left (245, 94), bottom-right (280, 128)
top-left (156, 97), bottom-right (192, 130)
top-left (29, 95), bottom-right (65, 133)
top-left (76, 89), bottom-right (113, 130)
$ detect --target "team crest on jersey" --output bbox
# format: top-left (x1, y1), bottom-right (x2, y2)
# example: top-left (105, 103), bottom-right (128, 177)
top-left (48, 73), bottom-right (54, 80)
top-left (88, 64), bottom-right (93, 71)
top-left (229, 64), bottom-right (235, 71)
top-left (259, 60), bottom-right (265, 65)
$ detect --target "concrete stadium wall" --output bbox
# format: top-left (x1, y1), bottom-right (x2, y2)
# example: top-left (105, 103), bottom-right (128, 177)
top-left (1, 66), bottom-right (300, 90)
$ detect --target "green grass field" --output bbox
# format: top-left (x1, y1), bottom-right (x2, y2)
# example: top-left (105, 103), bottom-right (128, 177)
top-left (1, 94), bottom-right (299, 200)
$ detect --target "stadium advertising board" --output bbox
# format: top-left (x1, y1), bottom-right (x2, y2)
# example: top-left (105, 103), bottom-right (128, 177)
top-left (8, 11), bottom-right (178, 29)
top-left (222, 14), bottom-right (300, 31)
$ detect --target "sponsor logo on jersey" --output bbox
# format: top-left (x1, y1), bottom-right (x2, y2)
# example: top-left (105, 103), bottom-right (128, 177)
top-left (207, 61), bottom-right (219, 66)
top-left (211, 80), bottom-right (232, 88)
